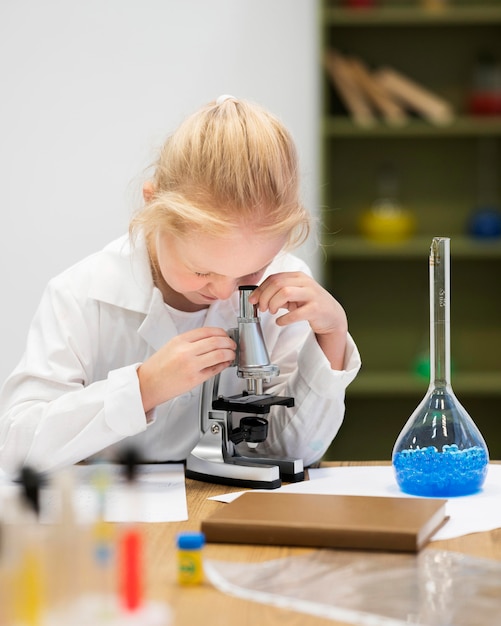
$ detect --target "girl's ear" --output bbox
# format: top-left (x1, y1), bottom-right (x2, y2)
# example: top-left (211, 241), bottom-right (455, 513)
top-left (142, 180), bottom-right (156, 202)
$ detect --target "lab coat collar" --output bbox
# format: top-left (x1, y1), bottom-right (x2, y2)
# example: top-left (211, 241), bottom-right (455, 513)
top-left (89, 234), bottom-right (154, 314)
top-left (88, 234), bottom-right (176, 350)
top-left (138, 287), bottom-right (178, 351)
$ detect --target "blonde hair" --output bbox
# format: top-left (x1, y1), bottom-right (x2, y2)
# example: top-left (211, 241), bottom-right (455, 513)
top-left (130, 97), bottom-right (310, 249)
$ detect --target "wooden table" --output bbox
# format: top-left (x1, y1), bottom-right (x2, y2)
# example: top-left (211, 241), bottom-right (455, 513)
top-left (140, 461), bottom-right (501, 626)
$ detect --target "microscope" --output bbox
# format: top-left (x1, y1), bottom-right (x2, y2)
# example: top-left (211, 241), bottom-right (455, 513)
top-left (186, 285), bottom-right (305, 489)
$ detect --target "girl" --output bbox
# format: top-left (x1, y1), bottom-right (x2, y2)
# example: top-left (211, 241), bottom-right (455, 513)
top-left (0, 96), bottom-right (360, 475)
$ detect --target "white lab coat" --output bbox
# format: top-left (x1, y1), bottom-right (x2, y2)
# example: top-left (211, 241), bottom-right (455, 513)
top-left (0, 235), bottom-right (361, 475)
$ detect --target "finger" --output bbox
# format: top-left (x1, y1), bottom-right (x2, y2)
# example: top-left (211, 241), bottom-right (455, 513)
top-left (266, 285), bottom-right (312, 315)
top-left (252, 273), bottom-right (308, 312)
top-left (200, 360), bottom-right (234, 378)
top-left (192, 334), bottom-right (237, 357)
top-left (184, 326), bottom-right (234, 342)
top-left (197, 346), bottom-right (236, 372)
top-left (248, 273), bottom-right (287, 310)
top-left (275, 305), bottom-right (313, 327)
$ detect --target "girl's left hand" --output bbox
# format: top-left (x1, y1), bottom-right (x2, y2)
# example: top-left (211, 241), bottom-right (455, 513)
top-left (249, 271), bottom-right (347, 335)
top-left (248, 272), bottom-right (348, 369)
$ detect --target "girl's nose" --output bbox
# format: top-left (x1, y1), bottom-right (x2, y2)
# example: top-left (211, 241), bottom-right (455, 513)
top-left (209, 277), bottom-right (238, 300)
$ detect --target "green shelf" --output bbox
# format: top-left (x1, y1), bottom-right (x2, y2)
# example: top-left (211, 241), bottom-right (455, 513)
top-left (323, 116), bottom-right (501, 138)
top-left (322, 5), bottom-right (501, 27)
top-left (348, 371), bottom-right (501, 396)
top-left (323, 235), bottom-right (501, 259)
top-left (321, 1), bottom-right (501, 460)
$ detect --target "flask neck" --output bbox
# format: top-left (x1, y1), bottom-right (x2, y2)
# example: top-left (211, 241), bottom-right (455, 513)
top-left (429, 237), bottom-right (451, 388)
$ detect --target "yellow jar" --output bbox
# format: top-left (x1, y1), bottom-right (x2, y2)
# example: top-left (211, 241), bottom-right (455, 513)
top-left (359, 200), bottom-right (416, 244)
top-left (177, 532), bottom-right (205, 585)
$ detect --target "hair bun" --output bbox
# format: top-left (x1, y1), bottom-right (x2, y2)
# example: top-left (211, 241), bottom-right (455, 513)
top-left (216, 94), bottom-right (237, 105)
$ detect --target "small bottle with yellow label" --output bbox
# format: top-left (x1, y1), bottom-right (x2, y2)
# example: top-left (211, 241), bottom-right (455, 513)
top-left (176, 532), bottom-right (205, 585)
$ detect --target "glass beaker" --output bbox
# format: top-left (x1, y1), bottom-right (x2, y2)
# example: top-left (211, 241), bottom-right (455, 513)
top-left (392, 237), bottom-right (489, 497)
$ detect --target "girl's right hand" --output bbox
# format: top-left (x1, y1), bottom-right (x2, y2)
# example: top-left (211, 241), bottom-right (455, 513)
top-left (137, 327), bottom-right (236, 413)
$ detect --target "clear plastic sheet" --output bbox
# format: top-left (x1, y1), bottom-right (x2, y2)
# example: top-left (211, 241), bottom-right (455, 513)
top-left (205, 549), bottom-right (501, 625)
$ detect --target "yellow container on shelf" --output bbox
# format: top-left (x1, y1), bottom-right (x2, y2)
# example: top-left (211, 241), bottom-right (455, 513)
top-left (359, 199), bottom-right (416, 244)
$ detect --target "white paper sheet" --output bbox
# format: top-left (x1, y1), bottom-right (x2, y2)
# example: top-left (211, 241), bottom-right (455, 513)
top-left (209, 463), bottom-right (501, 541)
top-left (1, 463), bottom-right (188, 523)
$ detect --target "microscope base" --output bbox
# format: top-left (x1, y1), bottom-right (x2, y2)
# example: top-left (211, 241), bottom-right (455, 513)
top-left (185, 467), bottom-right (281, 490)
top-left (236, 454), bottom-right (304, 483)
top-left (186, 452), bottom-right (282, 489)
top-left (186, 450), bottom-right (304, 489)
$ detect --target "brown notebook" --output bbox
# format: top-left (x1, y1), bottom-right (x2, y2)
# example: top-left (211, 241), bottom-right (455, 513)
top-left (202, 492), bottom-right (448, 552)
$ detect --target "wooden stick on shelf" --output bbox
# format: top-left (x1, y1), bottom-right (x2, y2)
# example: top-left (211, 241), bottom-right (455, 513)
top-left (347, 56), bottom-right (409, 127)
top-left (324, 49), bottom-right (376, 127)
top-left (374, 66), bottom-right (454, 126)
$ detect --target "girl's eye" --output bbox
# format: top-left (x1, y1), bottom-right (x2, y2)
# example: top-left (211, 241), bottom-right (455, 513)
top-left (195, 272), bottom-right (210, 278)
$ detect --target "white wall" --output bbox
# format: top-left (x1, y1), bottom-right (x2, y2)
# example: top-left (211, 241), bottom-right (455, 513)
top-left (0, 0), bottom-right (320, 382)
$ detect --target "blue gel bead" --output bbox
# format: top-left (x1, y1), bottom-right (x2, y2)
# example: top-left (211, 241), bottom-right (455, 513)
top-left (393, 446), bottom-right (488, 497)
